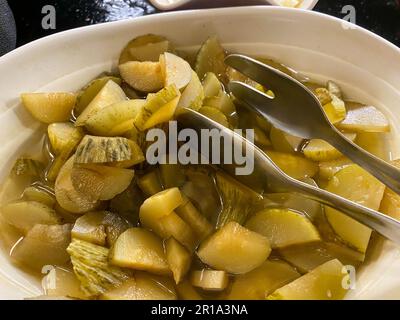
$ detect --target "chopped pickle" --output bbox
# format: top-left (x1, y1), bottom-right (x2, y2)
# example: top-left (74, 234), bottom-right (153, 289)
top-left (74, 135), bottom-right (144, 165)
top-left (71, 164), bottom-right (135, 201)
top-left (85, 99), bottom-right (145, 136)
top-left (71, 211), bottom-right (107, 245)
top-left (55, 157), bottom-right (100, 214)
top-left (44, 267), bottom-right (86, 300)
top-left (380, 160), bottom-right (400, 220)
top-left (1, 201), bottom-right (60, 233)
top-left (337, 102), bottom-right (390, 132)
top-left (175, 196), bottom-right (213, 241)
top-left (12, 157), bottom-right (43, 178)
top-left (137, 170), bottom-right (164, 196)
top-left (176, 280), bottom-right (203, 300)
top-left (318, 158), bottom-right (353, 180)
top-left (12, 224), bottom-right (71, 271)
top-left (199, 106), bottom-right (230, 128)
top-left (270, 126), bottom-right (303, 153)
top-left (197, 222), bottom-right (271, 274)
top-left (134, 85), bottom-right (181, 131)
top-left (119, 61), bottom-right (164, 93)
top-left (195, 36), bottom-right (226, 81)
top-left (119, 34), bottom-right (170, 64)
top-left (322, 94), bottom-right (346, 124)
top-left (215, 172), bottom-right (262, 228)
top-left (245, 209), bottom-right (321, 249)
top-left (202, 72), bottom-right (222, 97)
top-left (139, 188), bottom-right (184, 226)
top-left (75, 76), bottom-right (122, 116)
top-left (265, 150), bottom-right (318, 179)
top-left (102, 272), bottom-right (177, 300)
top-left (166, 237), bottom-right (192, 284)
top-left (314, 88), bottom-right (332, 105)
top-left (178, 71), bottom-right (204, 111)
top-left (159, 161), bottom-right (186, 189)
top-left (161, 52), bottom-right (193, 90)
top-left (47, 123), bottom-right (84, 156)
top-left (203, 92), bottom-right (236, 118)
top-left (190, 269), bottom-right (229, 291)
top-left (21, 92), bottom-right (76, 124)
top-left (75, 80), bottom-right (127, 126)
top-left (110, 228), bottom-right (170, 275)
top-left (22, 185), bottom-right (56, 207)
top-left (355, 132), bottom-right (391, 161)
top-left (226, 260), bottom-right (300, 300)
top-left (67, 239), bottom-right (131, 297)
top-left (327, 80), bottom-right (342, 98)
top-left (280, 242), bottom-right (365, 273)
top-left (303, 133), bottom-right (356, 162)
top-left (267, 259), bottom-right (348, 300)
top-left (325, 165), bottom-right (385, 252)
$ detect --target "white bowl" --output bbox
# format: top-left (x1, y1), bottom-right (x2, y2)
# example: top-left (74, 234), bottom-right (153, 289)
top-left (149, 0), bottom-right (319, 11)
top-left (1, 6), bottom-right (400, 300)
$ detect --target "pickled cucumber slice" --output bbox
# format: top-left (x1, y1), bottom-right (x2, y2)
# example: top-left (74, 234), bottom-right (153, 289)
top-left (322, 94), bottom-right (346, 124)
top-left (75, 80), bottom-right (127, 126)
top-left (119, 61), bottom-right (164, 93)
top-left (12, 224), bottom-right (71, 271)
top-left (21, 92), bottom-right (76, 124)
top-left (318, 158), bottom-right (353, 180)
top-left (265, 150), bottom-right (318, 179)
top-left (75, 76), bottom-right (122, 116)
top-left (202, 72), bottom-right (222, 97)
top-left (315, 88), bottom-right (332, 106)
top-left (67, 239), bottom-right (131, 297)
top-left (110, 228), bottom-right (170, 275)
top-left (325, 165), bottom-right (385, 252)
top-left (178, 71), bottom-right (204, 111)
top-left (166, 237), bottom-right (192, 284)
top-left (1, 201), bottom-right (60, 233)
top-left (190, 270), bottom-right (229, 291)
top-left (134, 85), bottom-right (181, 131)
top-left (48, 122), bottom-right (84, 155)
top-left (55, 157), bottom-right (100, 214)
top-left (11, 157), bottom-right (43, 178)
top-left (44, 267), bottom-right (86, 299)
top-left (175, 196), bottom-right (213, 241)
top-left (203, 91), bottom-right (236, 118)
top-left (197, 221), bottom-right (271, 274)
top-left (85, 99), bottom-right (145, 136)
top-left (303, 133), bottom-right (356, 162)
top-left (22, 186), bottom-right (56, 208)
top-left (245, 209), bottom-right (321, 249)
top-left (327, 80), bottom-right (342, 98)
top-left (75, 135), bottom-right (143, 165)
top-left (380, 160), bottom-right (400, 220)
top-left (195, 36), bottom-right (226, 81)
top-left (137, 170), bottom-right (163, 196)
top-left (119, 34), bottom-right (170, 64)
top-left (161, 52), bottom-right (192, 90)
top-left (199, 106), bottom-right (230, 128)
top-left (355, 132), bottom-right (391, 160)
top-left (71, 211), bottom-right (107, 246)
top-left (71, 164), bottom-right (134, 201)
top-left (267, 259), bottom-right (347, 300)
top-left (270, 127), bottom-right (303, 153)
top-left (102, 272), bottom-right (177, 300)
top-left (227, 260), bottom-right (300, 300)
top-left (337, 102), bottom-right (390, 132)
top-left (279, 242), bottom-right (365, 273)
top-left (215, 172), bottom-right (262, 228)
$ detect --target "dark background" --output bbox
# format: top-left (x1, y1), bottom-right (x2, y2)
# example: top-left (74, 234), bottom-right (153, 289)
top-left (7, 0), bottom-right (400, 47)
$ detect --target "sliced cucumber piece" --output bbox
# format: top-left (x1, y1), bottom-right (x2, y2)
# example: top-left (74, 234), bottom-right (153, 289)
top-left (119, 61), bottom-right (164, 93)
top-left (166, 237), bottom-right (192, 284)
top-left (195, 36), bottom-right (226, 81)
top-left (178, 71), bottom-right (204, 111)
top-left (161, 52), bottom-right (192, 90)
top-left (190, 270), bottom-right (229, 291)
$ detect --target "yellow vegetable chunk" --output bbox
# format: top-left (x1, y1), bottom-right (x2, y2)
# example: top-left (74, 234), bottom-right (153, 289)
top-left (1, 201), bottom-right (60, 234)
top-left (102, 272), bottom-right (177, 300)
top-left (190, 269), bottom-right (229, 291)
top-left (22, 186), bottom-right (55, 208)
top-left (159, 160), bottom-right (186, 189)
top-left (166, 237), bottom-right (192, 284)
top-left (325, 165), bottom-right (385, 252)
top-left (322, 94), bottom-right (346, 124)
top-left (195, 36), bottom-right (226, 81)
top-left (48, 122), bottom-right (84, 155)
top-left (379, 160), bottom-right (400, 220)
top-left (355, 132), bottom-right (391, 161)
top-left (71, 211), bottom-right (107, 245)
top-left (199, 106), bottom-right (230, 128)
top-left (178, 71), bottom-right (204, 111)
top-left (137, 170), bottom-right (163, 196)
top-left (267, 259), bottom-right (348, 300)
top-left (227, 260), bottom-right (300, 300)
top-left (21, 92), bottom-right (76, 124)
top-left (270, 127), bottom-right (303, 153)
top-left (85, 99), bottom-right (145, 136)
top-left (119, 61), bottom-right (164, 93)
top-left (202, 72), bottom-right (222, 97)
top-left (44, 267), bottom-right (86, 300)
top-left (245, 209), bottom-right (320, 249)
top-left (318, 158), bottom-right (353, 180)
top-left (336, 102), bottom-right (390, 132)
top-left (110, 228), bottom-right (170, 275)
top-left (197, 221), bottom-right (271, 274)
top-left (75, 80), bottom-right (127, 126)
top-left (161, 52), bottom-right (193, 90)
top-left (265, 150), bottom-right (318, 179)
